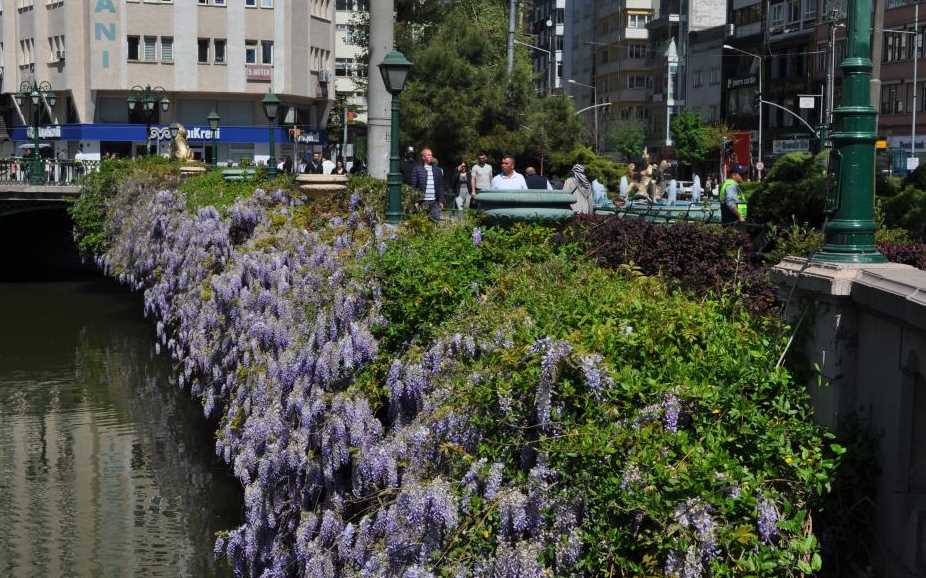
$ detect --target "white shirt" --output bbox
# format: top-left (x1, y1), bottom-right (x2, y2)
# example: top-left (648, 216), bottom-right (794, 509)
top-left (424, 165), bottom-right (436, 201)
top-left (471, 163), bottom-right (493, 190)
top-left (490, 171), bottom-right (528, 191)
top-left (322, 159), bottom-right (335, 174)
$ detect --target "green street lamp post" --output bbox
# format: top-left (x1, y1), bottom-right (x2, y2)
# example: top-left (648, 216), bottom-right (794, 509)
top-left (813, 0), bottom-right (885, 263)
top-left (127, 85), bottom-right (170, 156)
top-left (208, 110), bottom-right (221, 167)
top-left (16, 81), bottom-right (56, 185)
top-left (262, 91), bottom-right (281, 178)
top-left (378, 50), bottom-right (413, 224)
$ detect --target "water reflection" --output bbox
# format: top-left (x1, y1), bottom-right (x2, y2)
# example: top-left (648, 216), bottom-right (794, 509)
top-left (0, 280), bottom-right (241, 577)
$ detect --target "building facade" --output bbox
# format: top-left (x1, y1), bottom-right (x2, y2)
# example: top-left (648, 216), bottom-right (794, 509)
top-left (592, 0), bottom-right (656, 155)
top-left (334, 0), bottom-right (366, 123)
top-left (530, 0), bottom-right (566, 95)
top-left (686, 25), bottom-right (725, 124)
top-left (0, 0), bottom-right (336, 162)
top-left (646, 0), bottom-right (725, 150)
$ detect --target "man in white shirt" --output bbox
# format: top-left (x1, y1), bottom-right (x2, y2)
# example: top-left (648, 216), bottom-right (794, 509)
top-left (490, 155), bottom-right (528, 191)
top-left (470, 152), bottom-right (493, 194)
top-left (409, 147), bottom-right (445, 221)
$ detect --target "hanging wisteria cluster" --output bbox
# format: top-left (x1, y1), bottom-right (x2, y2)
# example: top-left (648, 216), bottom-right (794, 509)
top-left (99, 184), bottom-right (591, 577)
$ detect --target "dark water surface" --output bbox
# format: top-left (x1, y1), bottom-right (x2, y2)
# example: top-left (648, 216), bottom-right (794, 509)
top-left (0, 279), bottom-right (242, 577)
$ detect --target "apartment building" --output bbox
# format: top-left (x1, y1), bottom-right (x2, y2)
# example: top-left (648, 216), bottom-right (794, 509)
top-left (877, 0), bottom-right (926, 165)
top-left (529, 0), bottom-right (566, 95)
top-left (592, 0), bottom-right (656, 153)
top-left (334, 0), bottom-right (366, 124)
top-left (564, 0), bottom-right (596, 112)
top-left (721, 0), bottom-right (763, 161)
top-left (0, 0), bottom-right (336, 162)
top-left (686, 25), bottom-right (725, 124)
top-left (646, 0), bottom-right (725, 150)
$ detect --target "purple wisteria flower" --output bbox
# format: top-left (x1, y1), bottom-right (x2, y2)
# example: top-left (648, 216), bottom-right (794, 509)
top-left (757, 497), bottom-right (779, 544)
top-left (472, 227), bottom-right (482, 246)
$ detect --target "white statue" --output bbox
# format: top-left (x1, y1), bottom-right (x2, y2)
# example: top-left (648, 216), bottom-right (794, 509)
top-left (668, 179), bottom-right (678, 204)
top-left (619, 175), bottom-right (629, 198)
top-left (691, 174), bottom-right (702, 204)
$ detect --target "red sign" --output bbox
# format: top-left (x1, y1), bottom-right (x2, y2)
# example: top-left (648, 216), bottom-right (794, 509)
top-left (246, 64), bottom-right (273, 82)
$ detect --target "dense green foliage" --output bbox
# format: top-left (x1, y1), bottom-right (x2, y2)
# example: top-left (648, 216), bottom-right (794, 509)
top-left (670, 110), bottom-right (713, 168)
top-left (747, 152), bottom-right (828, 227)
top-left (368, 218), bottom-right (836, 576)
top-left (68, 157), bottom-right (180, 256)
top-left (179, 168), bottom-right (295, 212)
top-left (549, 145), bottom-right (628, 189)
top-left (606, 120), bottom-right (646, 161)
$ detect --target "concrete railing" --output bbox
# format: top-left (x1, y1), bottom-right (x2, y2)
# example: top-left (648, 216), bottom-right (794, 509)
top-left (295, 174), bottom-right (349, 198)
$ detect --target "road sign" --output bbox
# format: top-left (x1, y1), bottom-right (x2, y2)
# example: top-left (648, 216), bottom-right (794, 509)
top-left (799, 96), bottom-right (816, 109)
top-left (756, 161), bottom-right (765, 172)
top-left (908, 157), bottom-right (920, 171)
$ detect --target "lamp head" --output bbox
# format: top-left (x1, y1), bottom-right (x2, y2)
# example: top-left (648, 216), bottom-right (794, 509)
top-left (262, 91), bottom-right (281, 121)
top-left (378, 50), bottom-right (413, 95)
top-left (160, 96), bottom-right (170, 113)
top-left (47, 92), bottom-right (57, 108)
top-left (208, 110), bottom-right (221, 131)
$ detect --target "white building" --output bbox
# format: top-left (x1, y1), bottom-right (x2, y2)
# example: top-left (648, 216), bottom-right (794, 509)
top-left (0, 0), bottom-right (337, 162)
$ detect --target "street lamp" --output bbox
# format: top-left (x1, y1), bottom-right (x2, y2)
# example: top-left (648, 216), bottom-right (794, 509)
top-left (569, 79), bottom-right (599, 153)
top-left (812, 0), bottom-right (884, 262)
top-left (262, 90), bottom-right (281, 177)
top-left (722, 44), bottom-right (763, 176)
top-left (378, 49), bottom-right (413, 224)
top-left (16, 80), bottom-right (55, 185)
top-left (514, 39), bottom-right (554, 96)
top-left (208, 110), bottom-right (221, 167)
top-left (127, 85), bottom-right (169, 156)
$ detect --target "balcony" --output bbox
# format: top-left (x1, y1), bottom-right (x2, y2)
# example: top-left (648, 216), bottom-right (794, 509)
top-left (735, 22), bottom-right (762, 38)
top-left (617, 87), bottom-right (650, 101)
top-left (626, 0), bottom-right (652, 9)
top-left (625, 27), bottom-right (649, 40)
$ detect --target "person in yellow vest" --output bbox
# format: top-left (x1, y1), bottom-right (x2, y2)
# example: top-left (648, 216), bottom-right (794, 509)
top-left (720, 164), bottom-right (747, 224)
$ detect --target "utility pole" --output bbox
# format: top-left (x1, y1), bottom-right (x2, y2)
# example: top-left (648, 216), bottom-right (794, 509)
top-left (507, 0), bottom-right (517, 77)
top-left (912, 3), bottom-right (919, 167)
top-left (367, 0), bottom-right (395, 179)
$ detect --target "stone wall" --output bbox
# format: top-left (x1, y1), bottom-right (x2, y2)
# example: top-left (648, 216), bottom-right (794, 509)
top-left (773, 258), bottom-right (926, 578)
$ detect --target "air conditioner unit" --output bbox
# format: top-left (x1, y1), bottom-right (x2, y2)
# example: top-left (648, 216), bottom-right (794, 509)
top-left (318, 69), bottom-right (332, 83)
top-left (56, 50), bottom-right (65, 61)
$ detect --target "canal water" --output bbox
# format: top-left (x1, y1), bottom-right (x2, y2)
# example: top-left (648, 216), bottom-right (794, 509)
top-left (0, 278), bottom-right (242, 577)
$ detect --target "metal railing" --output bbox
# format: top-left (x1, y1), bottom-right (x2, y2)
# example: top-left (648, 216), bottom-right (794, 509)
top-left (0, 159), bottom-right (101, 186)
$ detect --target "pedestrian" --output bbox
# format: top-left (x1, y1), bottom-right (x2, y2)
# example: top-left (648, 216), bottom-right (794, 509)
top-left (350, 158), bottom-right (366, 175)
top-left (304, 152), bottom-right (324, 174)
top-left (401, 146), bottom-right (417, 185)
top-left (451, 162), bottom-right (473, 209)
top-left (490, 155), bottom-right (528, 190)
top-left (410, 147), bottom-right (445, 221)
top-left (720, 164), bottom-right (747, 223)
top-left (470, 152), bottom-right (494, 195)
top-left (524, 166), bottom-right (552, 190)
top-left (322, 155), bottom-right (335, 175)
top-left (563, 163), bottom-right (594, 215)
top-left (331, 160), bottom-right (348, 175)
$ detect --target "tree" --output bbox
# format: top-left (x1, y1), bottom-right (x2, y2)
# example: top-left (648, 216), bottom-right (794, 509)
top-left (396, 0), bottom-right (584, 166)
top-left (605, 120), bottom-right (645, 161)
top-left (670, 110), bottom-right (711, 168)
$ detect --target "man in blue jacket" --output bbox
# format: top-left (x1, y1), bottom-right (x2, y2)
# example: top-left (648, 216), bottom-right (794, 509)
top-left (410, 147), bottom-right (445, 221)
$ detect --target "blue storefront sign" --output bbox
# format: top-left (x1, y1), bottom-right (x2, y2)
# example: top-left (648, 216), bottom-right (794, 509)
top-left (10, 124), bottom-right (327, 144)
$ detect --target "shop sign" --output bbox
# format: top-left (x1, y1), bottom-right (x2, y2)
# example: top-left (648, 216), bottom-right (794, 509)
top-left (726, 76), bottom-right (757, 89)
top-left (246, 64), bottom-right (273, 82)
top-left (26, 125), bottom-right (62, 139)
top-left (772, 138), bottom-right (810, 154)
top-left (294, 131), bottom-right (323, 144)
top-left (148, 126), bottom-right (221, 140)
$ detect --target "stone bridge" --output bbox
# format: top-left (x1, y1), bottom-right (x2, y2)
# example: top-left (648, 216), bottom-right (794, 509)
top-left (0, 185), bottom-right (81, 218)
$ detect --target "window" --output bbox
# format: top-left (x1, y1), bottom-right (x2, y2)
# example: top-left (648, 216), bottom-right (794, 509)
top-left (246, 0), bottom-right (256, 6)
top-left (198, 38), bottom-right (210, 63)
top-left (214, 39), bottom-right (226, 64)
top-left (804, 0), bottom-right (817, 19)
top-left (627, 44), bottom-right (645, 59)
top-left (769, 3), bottom-right (784, 27)
top-left (627, 74), bottom-right (649, 89)
top-left (709, 68), bottom-right (720, 85)
top-left (787, 0), bottom-right (800, 23)
top-left (144, 36), bottom-right (157, 61)
top-left (627, 13), bottom-right (651, 28)
top-left (261, 40), bottom-right (274, 65)
top-left (161, 37), bottom-right (173, 62)
top-left (692, 70), bottom-right (703, 87)
top-left (882, 84), bottom-right (900, 114)
top-left (246, 40), bottom-right (257, 64)
top-left (261, 0), bottom-right (272, 6)
top-left (336, 57), bottom-right (352, 76)
top-left (127, 35), bottom-right (140, 61)
top-left (198, 0), bottom-right (207, 3)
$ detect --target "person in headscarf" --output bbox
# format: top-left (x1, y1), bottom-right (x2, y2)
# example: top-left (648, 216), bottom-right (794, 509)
top-left (563, 163), bottom-right (594, 214)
